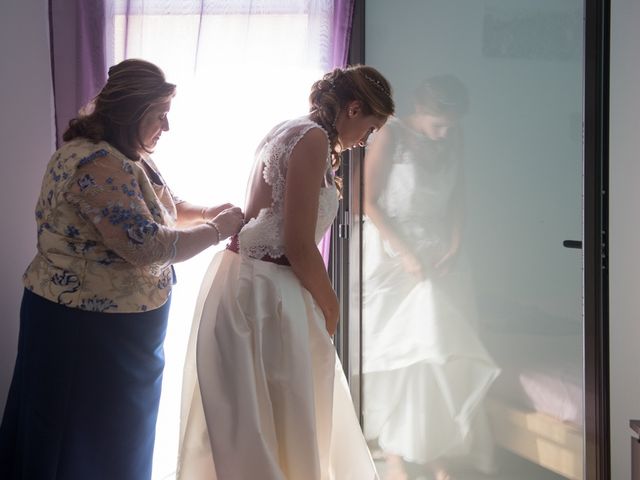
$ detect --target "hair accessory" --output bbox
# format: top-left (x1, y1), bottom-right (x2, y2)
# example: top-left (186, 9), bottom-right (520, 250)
top-left (78, 99), bottom-right (96, 117)
top-left (364, 74), bottom-right (391, 97)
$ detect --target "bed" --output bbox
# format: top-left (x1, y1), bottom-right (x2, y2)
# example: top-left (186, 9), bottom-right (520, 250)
top-left (482, 329), bottom-right (584, 479)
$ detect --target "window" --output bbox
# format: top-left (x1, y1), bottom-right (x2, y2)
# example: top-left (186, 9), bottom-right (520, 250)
top-left (112, 2), bottom-right (335, 477)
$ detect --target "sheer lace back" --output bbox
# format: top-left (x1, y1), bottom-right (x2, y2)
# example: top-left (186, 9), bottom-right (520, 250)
top-left (238, 116), bottom-right (339, 260)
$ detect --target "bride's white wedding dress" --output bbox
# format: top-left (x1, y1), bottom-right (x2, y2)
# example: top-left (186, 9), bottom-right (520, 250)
top-left (361, 118), bottom-right (500, 471)
top-left (177, 116), bottom-right (378, 480)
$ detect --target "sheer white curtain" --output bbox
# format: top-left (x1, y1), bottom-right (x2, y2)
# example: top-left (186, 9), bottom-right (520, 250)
top-left (109, 2), bottom-right (340, 478)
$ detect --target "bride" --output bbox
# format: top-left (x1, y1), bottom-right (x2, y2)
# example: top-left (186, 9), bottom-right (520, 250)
top-left (177, 65), bottom-right (394, 480)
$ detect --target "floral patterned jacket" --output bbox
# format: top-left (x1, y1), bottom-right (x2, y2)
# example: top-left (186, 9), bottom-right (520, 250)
top-left (23, 138), bottom-right (180, 313)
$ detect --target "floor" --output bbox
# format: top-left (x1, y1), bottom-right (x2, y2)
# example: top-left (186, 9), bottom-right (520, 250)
top-left (373, 448), bottom-right (567, 480)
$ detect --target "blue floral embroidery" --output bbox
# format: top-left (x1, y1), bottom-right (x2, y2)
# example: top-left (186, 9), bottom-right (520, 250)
top-left (49, 168), bottom-right (61, 182)
top-left (65, 225), bottom-right (80, 238)
top-left (121, 184), bottom-right (136, 197)
top-left (104, 204), bottom-right (131, 225)
top-left (100, 203), bottom-right (159, 246)
top-left (51, 270), bottom-right (80, 305)
top-left (82, 239), bottom-right (97, 252)
top-left (77, 149), bottom-right (108, 167)
top-left (98, 249), bottom-right (122, 265)
top-left (37, 222), bottom-right (52, 236)
top-left (66, 239), bottom-right (98, 255)
top-left (26, 142), bottom-right (175, 313)
top-left (126, 179), bottom-right (144, 200)
top-left (79, 296), bottom-right (118, 312)
top-left (77, 174), bottom-right (96, 191)
top-left (51, 271), bottom-right (79, 287)
top-left (127, 220), bottom-right (159, 245)
top-left (148, 204), bottom-right (162, 220)
top-left (122, 161), bottom-right (134, 175)
top-left (157, 272), bottom-right (172, 290)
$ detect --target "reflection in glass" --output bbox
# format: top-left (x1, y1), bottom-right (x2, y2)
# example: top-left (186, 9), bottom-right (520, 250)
top-left (362, 75), bottom-right (500, 480)
top-left (359, 1), bottom-right (585, 479)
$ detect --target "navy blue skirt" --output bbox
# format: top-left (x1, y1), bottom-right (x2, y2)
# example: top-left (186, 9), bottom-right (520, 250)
top-left (0, 289), bottom-right (170, 480)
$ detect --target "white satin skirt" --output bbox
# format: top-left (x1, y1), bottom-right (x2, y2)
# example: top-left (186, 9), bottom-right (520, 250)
top-left (360, 221), bottom-right (500, 470)
top-left (177, 250), bottom-right (378, 480)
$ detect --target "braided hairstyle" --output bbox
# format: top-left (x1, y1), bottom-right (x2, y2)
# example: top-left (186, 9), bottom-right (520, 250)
top-left (309, 65), bottom-right (395, 177)
top-left (63, 58), bottom-right (176, 160)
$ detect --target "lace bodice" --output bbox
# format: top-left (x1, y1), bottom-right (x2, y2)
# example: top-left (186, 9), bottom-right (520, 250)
top-left (238, 116), bottom-right (339, 260)
top-left (375, 117), bottom-right (461, 263)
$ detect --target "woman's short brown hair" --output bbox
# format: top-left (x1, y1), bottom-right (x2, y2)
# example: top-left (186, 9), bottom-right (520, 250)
top-left (63, 58), bottom-right (176, 160)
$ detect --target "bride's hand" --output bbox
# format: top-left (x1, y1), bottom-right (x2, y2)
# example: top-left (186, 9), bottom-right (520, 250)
top-left (209, 207), bottom-right (244, 241)
top-left (434, 243), bottom-right (459, 277)
top-left (321, 295), bottom-right (340, 336)
top-left (400, 251), bottom-right (426, 280)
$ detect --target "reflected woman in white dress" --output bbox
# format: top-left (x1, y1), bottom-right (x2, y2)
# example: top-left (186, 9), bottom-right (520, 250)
top-left (177, 65), bottom-right (395, 480)
top-left (361, 75), bottom-right (500, 480)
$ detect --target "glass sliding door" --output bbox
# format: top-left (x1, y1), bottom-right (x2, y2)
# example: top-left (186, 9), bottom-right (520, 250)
top-left (347, 1), bottom-right (592, 478)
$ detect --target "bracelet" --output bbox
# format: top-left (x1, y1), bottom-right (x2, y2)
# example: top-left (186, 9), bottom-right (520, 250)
top-left (206, 220), bottom-right (220, 245)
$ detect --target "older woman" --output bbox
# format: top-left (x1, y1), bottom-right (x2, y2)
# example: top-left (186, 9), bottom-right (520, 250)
top-left (0, 58), bottom-right (243, 480)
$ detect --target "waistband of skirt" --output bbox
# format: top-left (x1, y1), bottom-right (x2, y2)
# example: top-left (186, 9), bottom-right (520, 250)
top-left (226, 235), bottom-right (291, 266)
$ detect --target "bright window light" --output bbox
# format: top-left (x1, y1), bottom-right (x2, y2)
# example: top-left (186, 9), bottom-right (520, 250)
top-left (114, 9), bottom-right (325, 479)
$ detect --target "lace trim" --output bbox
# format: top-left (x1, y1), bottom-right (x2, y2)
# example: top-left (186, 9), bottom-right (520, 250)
top-left (241, 118), bottom-right (332, 260)
top-left (240, 186), bottom-right (337, 261)
top-left (262, 120), bottom-right (331, 214)
top-left (241, 210), bottom-right (285, 259)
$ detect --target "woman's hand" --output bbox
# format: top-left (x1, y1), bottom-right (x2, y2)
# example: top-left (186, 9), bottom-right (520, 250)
top-left (202, 203), bottom-right (234, 222)
top-left (208, 206), bottom-right (244, 241)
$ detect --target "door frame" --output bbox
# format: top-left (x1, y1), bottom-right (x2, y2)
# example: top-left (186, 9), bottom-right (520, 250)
top-left (330, 0), bottom-right (611, 478)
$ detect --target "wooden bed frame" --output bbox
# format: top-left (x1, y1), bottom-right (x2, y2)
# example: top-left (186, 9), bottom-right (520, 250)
top-left (486, 397), bottom-right (583, 479)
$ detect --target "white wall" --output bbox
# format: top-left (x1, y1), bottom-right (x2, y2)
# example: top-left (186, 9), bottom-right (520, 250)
top-left (0, 0), bottom-right (54, 410)
top-left (609, 0), bottom-right (640, 478)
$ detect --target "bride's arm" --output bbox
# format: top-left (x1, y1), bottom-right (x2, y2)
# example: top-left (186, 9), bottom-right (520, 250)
top-left (364, 125), bottom-right (424, 278)
top-left (283, 128), bottom-right (339, 336)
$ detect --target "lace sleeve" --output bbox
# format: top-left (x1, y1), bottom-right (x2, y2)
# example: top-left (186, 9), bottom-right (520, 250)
top-left (64, 153), bottom-right (179, 268)
top-left (261, 123), bottom-right (330, 210)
